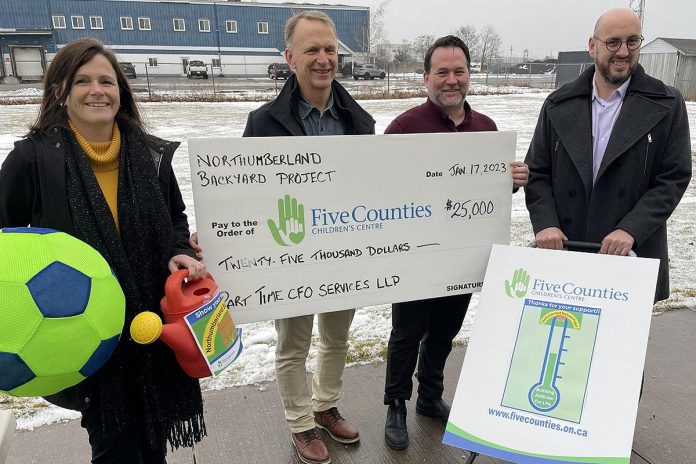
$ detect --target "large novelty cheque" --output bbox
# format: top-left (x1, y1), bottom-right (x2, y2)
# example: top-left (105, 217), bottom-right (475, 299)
top-left (188, 132), bottom-right (515, 324)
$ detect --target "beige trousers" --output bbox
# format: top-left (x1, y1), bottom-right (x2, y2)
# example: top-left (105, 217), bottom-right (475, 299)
top-left (274, 309), bottom-right (355, 433)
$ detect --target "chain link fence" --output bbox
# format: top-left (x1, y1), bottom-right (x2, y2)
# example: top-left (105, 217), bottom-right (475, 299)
top-left (1, 59), bottom-right (599, 101)
top-left (344, 61), bottom-right (594, 91)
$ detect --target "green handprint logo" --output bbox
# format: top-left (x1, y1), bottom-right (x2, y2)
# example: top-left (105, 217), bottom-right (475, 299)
top-left (268, 194), bottom-right (305, 246)
top-left (505, 268), bottom-right (530, 298)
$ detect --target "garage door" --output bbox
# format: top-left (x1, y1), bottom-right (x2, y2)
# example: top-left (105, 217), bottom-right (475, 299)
top-left (13, 47), bottom-right (43, 81)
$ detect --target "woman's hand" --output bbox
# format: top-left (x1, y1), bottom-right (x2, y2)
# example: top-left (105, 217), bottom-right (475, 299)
top-left (168, 254), bottom-right (206, 280)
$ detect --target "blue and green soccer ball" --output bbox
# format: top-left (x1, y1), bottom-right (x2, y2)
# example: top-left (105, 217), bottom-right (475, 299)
top-left (0, 228), bottom-right (125, 397)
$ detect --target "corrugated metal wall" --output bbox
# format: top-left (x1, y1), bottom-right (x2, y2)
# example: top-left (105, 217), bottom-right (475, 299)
top-left (0, 0), bottom-right (53, 57)
top-left (639, 53), bottom-right (679, 86)
top-left (0, 0), bottom-right (50, 29)
top-left (639, 53), bottom-right (696, 98)
top-left (0, 0), bottom-right (369, 55)
top-left (640, 39), bottom-right (695, 98)
top-left (676, 56), bottom-right (696, 99)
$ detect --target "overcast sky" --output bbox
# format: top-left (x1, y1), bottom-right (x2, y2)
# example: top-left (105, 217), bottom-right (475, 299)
top-left (269, 0), bottom-right (695, 59)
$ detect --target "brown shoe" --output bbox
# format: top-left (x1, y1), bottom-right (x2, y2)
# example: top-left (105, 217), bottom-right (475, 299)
top-left (292, 428), bottom-right (331, 464)
top-left (314, 407), bottom-right (360, 444)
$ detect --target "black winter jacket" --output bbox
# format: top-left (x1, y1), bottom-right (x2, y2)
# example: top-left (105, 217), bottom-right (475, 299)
top-left (243, 74), bottom-right (375, 137)
top-left (0, 127), bottom-right (195, 410)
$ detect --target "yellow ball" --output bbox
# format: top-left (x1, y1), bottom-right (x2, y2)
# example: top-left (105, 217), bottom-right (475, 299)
top-left (130, 311), bottom-right (163, 345)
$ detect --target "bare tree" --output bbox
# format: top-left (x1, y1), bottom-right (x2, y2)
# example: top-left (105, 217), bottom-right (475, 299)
top-left (393, 41), bottom-right (412, 64)
top-left (453, 25), bottom-right (480, 60)
top-left (412, 34), bottom-right (435, 61)
top-left (374, 46), bottom-right (392, 68)
top-left (478, 25), bottom-right (502, 72)
top-left (366, 0), bottom-right (392, 63)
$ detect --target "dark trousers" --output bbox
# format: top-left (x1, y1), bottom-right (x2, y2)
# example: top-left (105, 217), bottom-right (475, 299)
top-left (80, 395), bottom-right (167, 464)
top-left (384, 293), bottom-right (472, 404)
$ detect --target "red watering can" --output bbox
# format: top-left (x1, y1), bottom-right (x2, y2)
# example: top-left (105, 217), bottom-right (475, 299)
top-left (130, 270), bottom-right (233, 378)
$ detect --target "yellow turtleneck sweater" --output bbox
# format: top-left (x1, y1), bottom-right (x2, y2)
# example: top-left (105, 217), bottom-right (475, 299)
top-left (69, 121), bottom-right (121, 229)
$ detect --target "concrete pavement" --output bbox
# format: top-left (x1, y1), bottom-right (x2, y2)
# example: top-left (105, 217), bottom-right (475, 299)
top-left (5, 309), bottom-right (695, 464)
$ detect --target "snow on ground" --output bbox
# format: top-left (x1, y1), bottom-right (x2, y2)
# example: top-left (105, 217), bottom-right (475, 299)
top-left (1, 94), bottom-right (695, 429)
top-left (0, 87), bottom-right (43, 98)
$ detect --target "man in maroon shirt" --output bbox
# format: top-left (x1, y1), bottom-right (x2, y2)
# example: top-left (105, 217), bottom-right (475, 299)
top-left (383, 35), bottom-right (528, 450)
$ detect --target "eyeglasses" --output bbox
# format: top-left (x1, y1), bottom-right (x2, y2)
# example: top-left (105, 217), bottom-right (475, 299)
top-left (593, 35), bottom-right (643, 52)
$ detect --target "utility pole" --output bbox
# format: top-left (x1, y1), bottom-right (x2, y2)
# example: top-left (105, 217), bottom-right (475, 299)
top-left (629, 0), bottom-right (646, 30)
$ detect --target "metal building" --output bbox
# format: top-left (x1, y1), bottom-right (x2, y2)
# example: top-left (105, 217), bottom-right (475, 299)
top-left (554, 51), bottom-right (593, 88)
top-left (0, 0), bottom-right (370, 82)
top-left (640, 37), bottom-right (696, 99)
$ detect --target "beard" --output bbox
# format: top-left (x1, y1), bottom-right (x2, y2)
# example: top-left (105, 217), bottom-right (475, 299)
top-left (596, 58), bottom-right (638, 86)
top-left (434, 87), bottom-right (467, 108)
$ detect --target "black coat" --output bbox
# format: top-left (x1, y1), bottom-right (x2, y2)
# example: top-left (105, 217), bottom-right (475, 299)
top-left (524, 64), bottom-right (692, 301)
top-left (0, 129), bottom-right (194, 259)
top-left (0, 128), bottom-right (195, 410)
top-left (243, 74), bottom-right (375, 137)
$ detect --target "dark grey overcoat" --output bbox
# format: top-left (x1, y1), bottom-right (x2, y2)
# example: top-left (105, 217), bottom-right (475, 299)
top-left (524, 64), bottom-right (692, 302)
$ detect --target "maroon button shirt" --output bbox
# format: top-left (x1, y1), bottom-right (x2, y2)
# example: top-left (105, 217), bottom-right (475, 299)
top-left (384, 98), bottom-right (497, 134)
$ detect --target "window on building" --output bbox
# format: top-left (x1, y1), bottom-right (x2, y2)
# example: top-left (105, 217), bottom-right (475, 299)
top-left (120, 17), bottom-right (134, 30)
top-left (138, 17), bottom-right (151, 31)
top-left (257, 22), bottom-right (269, 34)
top-left (52, 15), bottom-right (66, 29)
top-left (225, 20), bottom-right (237, 33)
top-left (90, 16), bottom-right (103, 29)
top-left (71, 16), bottom-right (85, 29)
top-left (173, 18), bottom-right (185, 31)
top-left (212, 58), bottom-right (221, 68)
top-left (148, 58), bottom-right (158, 67)
top-left (198, 19), bottom-right (210, 33)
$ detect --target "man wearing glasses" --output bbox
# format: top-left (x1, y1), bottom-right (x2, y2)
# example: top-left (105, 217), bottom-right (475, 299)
top-left (525, 7), bottom-right (691, 303)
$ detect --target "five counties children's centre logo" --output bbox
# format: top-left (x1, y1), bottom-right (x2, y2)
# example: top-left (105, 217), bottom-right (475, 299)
top-left (268, 194), bottom-right (305, 246)
top-left (505, 268), bottom-right (530, 298)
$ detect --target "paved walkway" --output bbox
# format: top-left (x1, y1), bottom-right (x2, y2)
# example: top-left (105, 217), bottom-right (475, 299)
top-left (6, 309), bottom-right (695, 464)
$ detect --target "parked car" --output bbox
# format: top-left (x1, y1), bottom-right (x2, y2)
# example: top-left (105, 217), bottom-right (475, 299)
top-left (119, 62), bottom-right (136, 79)
top-left (352, 63), bottom-right (386, 80)
top-left (268, 63), bottom-right (292, 79)
top-left (186, 60), bottom-right (208, 79)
